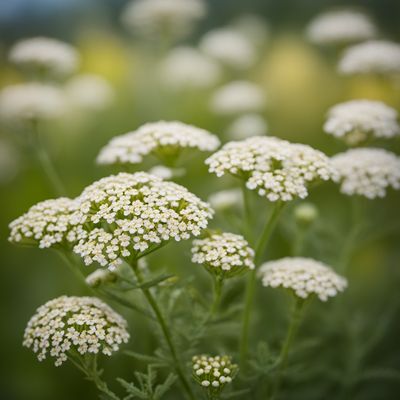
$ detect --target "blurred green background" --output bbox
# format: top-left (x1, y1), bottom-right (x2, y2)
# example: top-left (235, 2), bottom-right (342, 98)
top-left (1, 0), bottom-right (400, 399)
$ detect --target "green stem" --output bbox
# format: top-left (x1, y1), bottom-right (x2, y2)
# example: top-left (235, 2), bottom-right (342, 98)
top-left (131, 263), bottom-right (195, 400)
top-left (30, 119), bottom-right (66, 196)
top-left (210, 275), bottom-right (223, 318)
top-left (239, 202), bottom-right (285, 366)
top-left (271, 298), bottom-right (305, 400)
top-left (241, 183), bottom-right (253, 242)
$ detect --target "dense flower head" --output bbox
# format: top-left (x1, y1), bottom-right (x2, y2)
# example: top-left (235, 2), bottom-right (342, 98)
top-left (324, 100), bottom-right (400, 145)
top-left (64, 74), bottom-right (114, 111)
top-left (206, 136), bottom-right (337, 202)
top-left (121, 0), bottom-right (206, 39)
top-left (23, 296), bottom-right (129, 366)
top-left (306, 10), bottom-right (376, 45)
top-left (226, 113), bottom-right (268, 139)
top-left (259, 257), bottom-right (347, 301)
top-left (8, 198), bottom-right (85, 249)
top-left (0, 83), bottom-right (66, 126)
top-left (332, 148), bottom-right (400, 199)
top-left (191, 232), bottom-right (255, 278)
top-left (192, 355), bottom-right (238, 392)
top-left (210, 81), bottom-right (266, 115)
top-left (338, 40), bottom-right (400, 75)
top-left (97, 121), bottom-right (220, 166)
top-left (74, 172), bottom-right (213, 269)
top-left (9, 37), bottom-right (79, 78)
top-left (200, 28), bottom-right (256, 70)
top-left (208, 188), bottom-right (242, 211)
top-left (159, 47), bottom-right (221, 90)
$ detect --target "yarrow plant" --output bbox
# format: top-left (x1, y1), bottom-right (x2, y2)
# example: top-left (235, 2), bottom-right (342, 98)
top-left (97, 121), bottom-right (220, 167)
top-left (324, 100), bottom-right (400, 145)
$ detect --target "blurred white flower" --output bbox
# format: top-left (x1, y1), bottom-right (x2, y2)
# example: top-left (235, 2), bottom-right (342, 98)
top-left (85, 268), bottom-right (117, 287)
top-left (210, 81), bottom-right (266, 115)
top-left (259, 257), bottom-right (347, 301)
top-left (148, 165), bottom-right (185, 179)
top-left (0, 83), bottom-right (66, 127)
top-left (208, 188), bottom-right (242, 211)
top-left (324, 100), bottom-right (400, 145)
top-left (200, 28), bottom-right (257, 70)
top-left (0, 139), bottom-right (19, 184)
top-left (9, 37), bottom-right (79, 79)
top-left (306, 10), bottom-right (376, 45)
top-left (192, 232), bottom-right (255, 278)
top-left (64, 74), bottom-right (114, 112)
top-left (159, 47), bottom-right (221, 90)
top-left (338, 40), bottom-right (400, 75)
top-left (121, 0), bottom-right (206, 39)
top-left (23, 296), bottom-right (129, 366)
top-left (293, 202), bottom-right (319, 226)
top-left (206, 136), bottom-right (337, 202)
top-left (231, 14), bottom-right (269, 46)
top-left (332, 148), bottom-right (400, 199)
top-left (226, 114), bottom-right (268, 139)
top-left (97, 121), bottom-right (220, 166)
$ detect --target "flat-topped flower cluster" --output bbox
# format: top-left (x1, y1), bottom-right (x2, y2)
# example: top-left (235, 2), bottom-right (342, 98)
top-left (332, 148), bottom-right (400, 199)
top-left (191, 232), bottom-right (254, 278)
top-left (9, 172), bottom-right (214, 269)
top-left (23, 296), bottom-right (129, 366)
top-left (206, 136), bottom-right (337, 202)
top-left (97, 121), bottom-right (220, 166)
top-left (259, 257), bottom-right (347, 301)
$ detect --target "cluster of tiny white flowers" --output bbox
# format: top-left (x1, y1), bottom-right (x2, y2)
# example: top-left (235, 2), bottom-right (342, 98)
top-left (9, 37), bottom-right (79, 78)
top-left (259, 257), bottom-right (347, 301)
top-left (64, 74), bottom-right (114, 112)
top-left (200, 28), bottom-right (257, 70)
top-left (210, 81), bottom-right (266, 115)
top-left (159, 47), bottom-right (221, 90)
top-left (191, 232), bottom-right (255, 278)
top-left (226, 113), bottom-right (268, 139)
top-left (208, 188), bottom-right (242, 211)
top-left (85, 268), bottom-right (118, 288)
top-left (306, 10), bottom-right (376, 45)
top-left (96, 121), bottom-right (220, 165)
top-left (8, 198), bottom-right (85, 249)
top-left (331, 148), bottom-right (400, 199)
top-left (338, 40), bottom-right (400, 75)
top-left (192, 355), bottom-right (237, 391)
top-left (74, 172), bottom-right (213, 268)
top-left (0, 83), bottom-right (66, 126)
top-left (206, 136), bottom-right (337, 202)
top-left (324, 100), bottom-right (400, 145)
top-left (121, 0), bottom-right (206, 39)
top-left (23, 296), bottom-right (129, 366)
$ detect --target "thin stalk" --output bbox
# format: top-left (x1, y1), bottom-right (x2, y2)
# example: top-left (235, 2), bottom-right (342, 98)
top-left (271, 298), bottom-right (305, 400)
top-left (131, 262), bottom-right (195, 400)
top-left (241, 183), bottom-right (253, 242)
top-left (30, 119), bottom-right (66, 196)
top-left (239, 202), bottom-right (285, 366)
top-left (210, 275), bottom-right (224, 318)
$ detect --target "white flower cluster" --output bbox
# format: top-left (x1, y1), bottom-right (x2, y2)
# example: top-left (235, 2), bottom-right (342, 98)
top-left (121, 0), bottom-right (206, 39)
top-left (338, 40), bottom-right (400, 75)
top-left (192, 355), bottom-right (237, 391)
top-left (191, 232), bottom-right (255, 278)
top-left (64, 74), bottom-right (114, 112)
top-left (159, 47), bottom-right (221, 90)
top-left (208, 188), bottom-right (242, 211)
top-left (324, 100), bottom-right (400, 145)
top-left (9, 37), bottom-right (79, 78)
top-left (0, 83), bottom-right (66, 126)
top-left (226, 113), bottom-right (268, 139)
top-left (206, 136), bottom-right (337, 202)
top-left (200, 28), bottom-right (256, 70)
top-left (85, 268), bottom-right (117, 288)
top-left (75, 172), bottom-right (213, 269)
top-left (23, 296), bottom-right (129, 366)
top-left (332, 148), bottom-right (400, 199)
top-left (96, 121), bottom-right (220, 165)
top-left (210, 81), bottom-right (266, 115)
top-left (8, 198), bottom-right (85, 249)
top-left (259, 257), bottom-right (347, 301)
top-left (306, 10), bottom-right (376, 45)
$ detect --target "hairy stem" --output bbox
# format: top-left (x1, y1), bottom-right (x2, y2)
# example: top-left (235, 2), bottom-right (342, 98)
top-left (131, 262), bottom-right (195, 400)
top-left (239, 202), bottom-right (285, 366)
